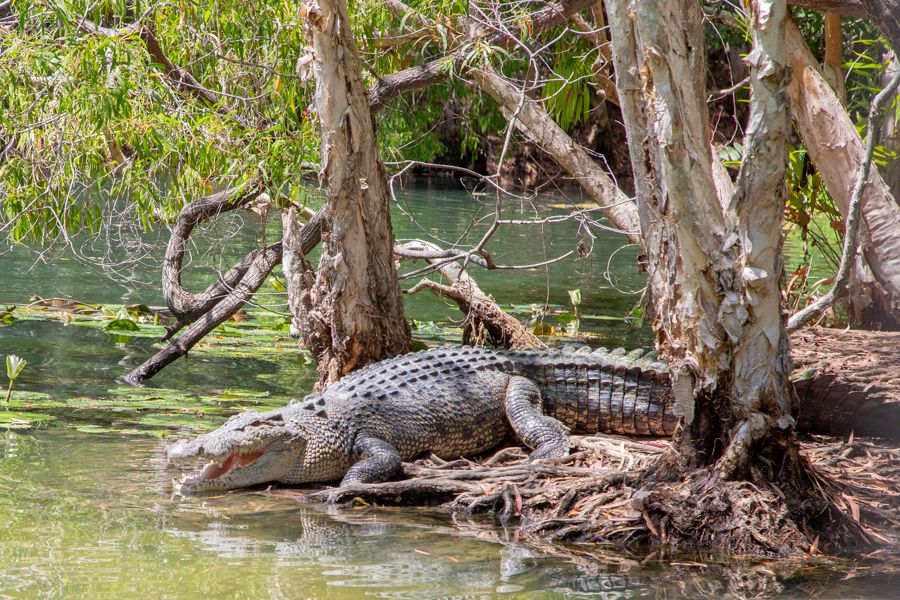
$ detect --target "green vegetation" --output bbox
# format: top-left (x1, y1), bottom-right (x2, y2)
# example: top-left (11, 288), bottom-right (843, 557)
top-left (4, 354), bottom-right (26, 406)
top-left (3, 1), bottom-right (894, 302)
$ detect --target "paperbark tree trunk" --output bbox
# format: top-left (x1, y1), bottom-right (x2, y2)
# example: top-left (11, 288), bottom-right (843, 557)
top-left (472, 69), bottom-right (640, 244)
top-left (289, 0), bottom-right (411, 387)
top-left (785, 18), bottom-right (900, 328)
top-left (605, 0), bottom-right (863, 552)
top-left (844, 52), bottom-right (900, 330)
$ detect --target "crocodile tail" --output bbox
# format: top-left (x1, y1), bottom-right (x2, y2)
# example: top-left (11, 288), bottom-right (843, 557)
top-left (516, 348), bottom-right (678, 436)
top-left (518, 347), bottom-right (897, 440)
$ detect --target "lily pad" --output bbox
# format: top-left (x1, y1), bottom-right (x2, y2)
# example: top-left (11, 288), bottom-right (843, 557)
top-left (0, 410), bottom-right (56, 430)
top-left (106, 318), bottom-right (140, 332)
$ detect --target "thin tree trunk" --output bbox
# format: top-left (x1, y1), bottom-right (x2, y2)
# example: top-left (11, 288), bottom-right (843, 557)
top-left (294, 0), bottom-right (410, 387)
top-left (722, 0), bottom-right (794, 477)
top-left (846, 52), bottom-right (900, 330)
top-left (882, 53), bottom-right (900, 198)
top-left (785, 18), bottom-right (900, 305)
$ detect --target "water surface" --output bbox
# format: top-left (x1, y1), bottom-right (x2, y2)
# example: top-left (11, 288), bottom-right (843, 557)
top-left (0, 185), bottom-right (890, 598)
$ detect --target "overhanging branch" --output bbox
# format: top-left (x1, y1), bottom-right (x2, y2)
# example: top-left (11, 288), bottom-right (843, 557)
top-left (369, 0), bottom-right (596, 111)
top-left (122, 210), bottom-right (324, 385)
top-left (161, 179), bottom-right (266, 340)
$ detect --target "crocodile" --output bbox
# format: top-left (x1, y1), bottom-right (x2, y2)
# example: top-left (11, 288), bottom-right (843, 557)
top-left (166, 345), bottom-right (886, 494)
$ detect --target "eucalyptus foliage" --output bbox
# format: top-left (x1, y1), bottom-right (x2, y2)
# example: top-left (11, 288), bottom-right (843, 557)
top-left (2, 0), bottom-right (320, 245)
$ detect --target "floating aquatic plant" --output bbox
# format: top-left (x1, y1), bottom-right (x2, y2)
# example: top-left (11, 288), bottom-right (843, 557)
top-left (5, 354), bottom-right (26, 406)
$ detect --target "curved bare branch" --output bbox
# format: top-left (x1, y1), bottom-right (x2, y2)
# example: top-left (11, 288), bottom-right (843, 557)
top-left (161, 180), bottom-right (266, 340)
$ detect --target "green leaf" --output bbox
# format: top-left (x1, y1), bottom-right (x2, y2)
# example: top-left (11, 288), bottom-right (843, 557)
top-left (105, 319), bottom-right (140, 332)
top-left (0, 410), bottom-right (55, 430)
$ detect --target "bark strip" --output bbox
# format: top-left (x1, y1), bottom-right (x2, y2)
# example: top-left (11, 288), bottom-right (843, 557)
top-left (785, 18), bottom-right (900, 299)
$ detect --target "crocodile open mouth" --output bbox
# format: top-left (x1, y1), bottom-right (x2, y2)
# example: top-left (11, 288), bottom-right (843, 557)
top-left (194, 448), bottom-right (267, 482)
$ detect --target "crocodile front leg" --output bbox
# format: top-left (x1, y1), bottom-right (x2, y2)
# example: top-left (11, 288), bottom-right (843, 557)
top-left (504, 375), bottom-right (570, 459)
top-left (340, 436), bottom-right (402, 486)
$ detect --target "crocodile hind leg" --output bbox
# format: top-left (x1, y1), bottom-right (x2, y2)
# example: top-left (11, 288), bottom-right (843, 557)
top-left (504, 376), bottom-right (570, 459)
top-left (340, 437), bottom-right (402, 486)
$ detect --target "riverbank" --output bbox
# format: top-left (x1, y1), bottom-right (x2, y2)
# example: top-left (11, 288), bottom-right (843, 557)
top-left (312, 430), bottom-right (900, 554)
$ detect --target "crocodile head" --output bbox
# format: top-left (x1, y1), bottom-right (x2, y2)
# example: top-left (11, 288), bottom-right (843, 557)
top-left (166, 406), bottom-right (314, 494)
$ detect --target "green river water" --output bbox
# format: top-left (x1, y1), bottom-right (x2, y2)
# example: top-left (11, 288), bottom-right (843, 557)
top-left (0, 185), bottom-right (894, 598)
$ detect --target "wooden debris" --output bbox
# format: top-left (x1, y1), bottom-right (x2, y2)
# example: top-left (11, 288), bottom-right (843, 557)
top-left (297, 433), bottom-right (899, 553)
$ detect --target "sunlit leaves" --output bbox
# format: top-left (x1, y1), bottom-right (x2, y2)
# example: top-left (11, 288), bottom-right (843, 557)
top-left (1, 0), bottom-right (318, 245)
top-left (541, 52), bottom-right (593, 131)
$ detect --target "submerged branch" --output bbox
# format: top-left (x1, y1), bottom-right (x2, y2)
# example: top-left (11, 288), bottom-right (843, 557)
top-left (122, 241), bottom-right (284, 385)
top-left (161, 180), bottom-right (266, 340)
top-left (122, 211), bottom-right (324, 385)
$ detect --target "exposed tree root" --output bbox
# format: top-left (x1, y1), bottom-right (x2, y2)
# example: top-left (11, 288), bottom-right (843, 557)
top-left (298, 434), bottom-right (898, 557)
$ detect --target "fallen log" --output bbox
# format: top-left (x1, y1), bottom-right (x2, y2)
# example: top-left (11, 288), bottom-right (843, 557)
top-left (396, 240), bottom-right (544, 349)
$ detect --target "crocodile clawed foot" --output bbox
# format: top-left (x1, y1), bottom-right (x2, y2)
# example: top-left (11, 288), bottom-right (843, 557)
top-left (527, 442), bottom-right (569, 461)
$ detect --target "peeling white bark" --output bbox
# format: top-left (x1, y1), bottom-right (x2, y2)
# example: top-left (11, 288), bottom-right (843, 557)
top-left (730, 0), bottom-right (793, 421)
top-left (785, 19), bottom-right (900, 300)
top-left (290, 0), bottom-right (410, 385)
top-left (606, 0), bottom-right (732, 389)
top-left (606, 0), bottom-right (796, 462)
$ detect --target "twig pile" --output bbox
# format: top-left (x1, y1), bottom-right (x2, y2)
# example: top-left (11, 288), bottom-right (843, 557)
top-left (802, 435), bottom-right (900, 546)
top-left (307, 433), bottom-right (899, 551)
